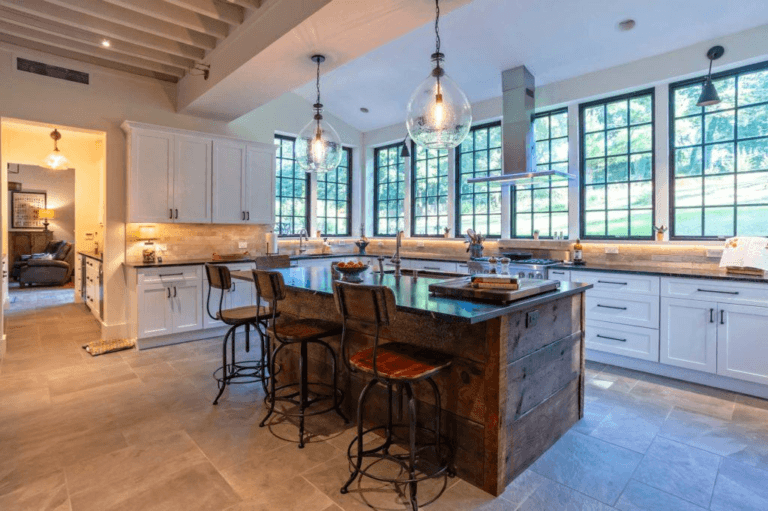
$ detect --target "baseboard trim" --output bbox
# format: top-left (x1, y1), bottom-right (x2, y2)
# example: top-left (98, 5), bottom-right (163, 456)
top-left (587, 349), bottom-right (768, 400)
top-left (136, 326), bottom-right (240, 350)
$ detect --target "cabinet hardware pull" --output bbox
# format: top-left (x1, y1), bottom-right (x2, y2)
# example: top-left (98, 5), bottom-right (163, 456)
top-left (247, 211), bottom-right (250, 221)
top-left (710, 308), bottom-right (714, 323)
top-left (424, 266), bottom-right (440, 270)
top-left (170, 208), bottom-right (173, 219)
top-left (159, 272), bottom-right (183, 278)
top-left (596, 304), bottom-right (627, 310)
top-left (175, 209), bottom-right (179, 219)
top-left (697, 288), bottom-right (739, 295)
top-left (597, 280), bottom-right (627, 285)
top-left (596, 334), bottom-right (626, 342)
top-left (720, 310), bottom-right (725, 325)
top-left (551, 271), bottom-right (565, 275)
top-left (167, 288), bottom-right (171, 298)
top-left (173, 286), bottom-right (177, 297)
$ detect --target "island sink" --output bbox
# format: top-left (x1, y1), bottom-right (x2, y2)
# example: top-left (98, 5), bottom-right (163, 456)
top-left (232, 266), bottom-right (591, 496)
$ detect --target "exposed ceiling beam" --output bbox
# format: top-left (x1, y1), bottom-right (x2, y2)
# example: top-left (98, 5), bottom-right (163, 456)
top-left (163, 0), bottom-right (243, 26)
top-left (0, 7), bottom-right (196, 70)
top-left (0, 33), bottom-right (179, 82)
top-left (224, 0), bottom-right (261, 10)
top-left (0, 21), bottom-right (186, 78)
top-left (0, 0), bottom-right (206, 60)
top-left (102, 0), bottom-right (229, 39)
top-left (42, 0), bottom-right (218, 50)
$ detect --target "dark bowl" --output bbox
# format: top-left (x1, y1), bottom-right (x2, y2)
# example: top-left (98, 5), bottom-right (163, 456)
top-left (333, 264), bottom-right (370, 282)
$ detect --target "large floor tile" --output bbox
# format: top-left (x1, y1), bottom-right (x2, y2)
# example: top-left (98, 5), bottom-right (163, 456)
top-left (710, 458), bottom-right (768, 511)
top-left (590, 404), bottom-right (666, 453)
top-left (614, 480), bottom-right (706, 511)
top-left (631, 436), bottom-right (720, 508)
top-left (631, 375), bottom-right (736, 420)
top-left (0, 468), bottom-right (69, 511)
top-left (530, 430), bottom-right (643, 505)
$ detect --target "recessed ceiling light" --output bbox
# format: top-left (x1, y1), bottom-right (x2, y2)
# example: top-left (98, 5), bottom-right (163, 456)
top-left (618, 19), bottom-right (636, 31)
top-left (101, 39), bottom-right (111, 47)
top-left (360, 107), bottom-right (369, 113)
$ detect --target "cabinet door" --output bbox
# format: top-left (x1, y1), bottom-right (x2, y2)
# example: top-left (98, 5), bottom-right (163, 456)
top-left (202, 280), bottom-right (227, 329)
top-left (660, 297), bottom-right (718, 373)
top-left (717, 303), bottom-right (768, 385)
top-left (174, 135), bottom-right (212, 223)
top-left (138, 286), bottom-right (173, 338)
top-left (212, 140), bottom-right (247, 224)
top-left (129, 130), bottom-right (173, 223)
top-left (228, 279), bottom-right (254, 309)
top-left (171, 282), bottom-right (203, 333)
top-left (244, 144), bottom-right (276, 225)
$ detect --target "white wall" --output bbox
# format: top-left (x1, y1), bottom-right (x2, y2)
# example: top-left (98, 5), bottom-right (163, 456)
top-left (0, 41), bottom-right (361, 339)
top-left (359, 25), bottom-right (768, 241)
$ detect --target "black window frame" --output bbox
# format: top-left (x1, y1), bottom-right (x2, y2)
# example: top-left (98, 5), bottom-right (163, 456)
top-left (579, 88), bottom-right (656, 240)
top-left (373, 142), bottom-right (407, 237)
top-left (316, 146), bottom-right (352, 237)
top-left (668, 60), bottom-right (768, 240)
top-left (455, 120), bottom-right (503, 239)
top-left (512, 107), bottom-right (570, 239)
top-left (410, 142), bottom-right (450, 238)
top-left (274, 134), bottom-right (310, 237)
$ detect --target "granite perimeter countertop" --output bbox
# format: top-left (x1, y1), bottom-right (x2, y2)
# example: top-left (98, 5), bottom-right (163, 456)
top-left (554, 262), bottom-right (768, 284)
top-left (123, 255), bottom-right (289, 268)
top-left (231, 266), bottom-right (592, 324)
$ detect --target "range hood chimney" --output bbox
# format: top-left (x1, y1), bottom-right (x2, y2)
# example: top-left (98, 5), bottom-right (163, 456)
top-left (468, 65), bottom-right (574, 185)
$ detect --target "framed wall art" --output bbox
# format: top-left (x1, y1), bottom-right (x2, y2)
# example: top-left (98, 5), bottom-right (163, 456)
top-left (12, 191), bottom-right (47, 229)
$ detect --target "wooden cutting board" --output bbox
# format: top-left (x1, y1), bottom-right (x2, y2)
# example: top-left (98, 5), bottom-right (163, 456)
top-left (428, 277), bottom-right (560, 304)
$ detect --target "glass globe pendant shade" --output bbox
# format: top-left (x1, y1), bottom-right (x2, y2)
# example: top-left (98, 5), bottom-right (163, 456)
top-left (44, 149), bottom-right (70, 170)
top-left (295, 115), bottom-right (342, 174)
top-left (406, 64), bottom-right (472, 151)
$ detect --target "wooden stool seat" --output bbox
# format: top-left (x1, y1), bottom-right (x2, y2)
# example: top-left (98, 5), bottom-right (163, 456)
top-left (269, 318), bottom-right (342, 342)
top-left (350, 342), bottom-right (451, 381)
top-left (217, 305), bottom-right (277, 325)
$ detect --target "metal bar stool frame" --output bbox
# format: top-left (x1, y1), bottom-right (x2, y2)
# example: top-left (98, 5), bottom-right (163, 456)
top-left (254, 269), bottom-right (348, 448)
top-left (333, 281), bottom-right (453, 511)
top-left (204, 264), bottom-right (272, 405)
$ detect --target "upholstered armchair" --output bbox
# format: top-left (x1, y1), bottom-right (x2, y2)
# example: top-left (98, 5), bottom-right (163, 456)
top-left (16, 241), bottom-right (74, 287)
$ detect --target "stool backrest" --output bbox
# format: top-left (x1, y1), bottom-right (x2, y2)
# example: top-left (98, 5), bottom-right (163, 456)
top-left (332, 282), bottom-right (395, 378)
top-left (252, 269), bottom-right (286, 309)
top-left (204, 264), bottom-right (232, 320)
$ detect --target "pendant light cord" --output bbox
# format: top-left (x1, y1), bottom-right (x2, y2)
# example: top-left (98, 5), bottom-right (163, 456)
top-left (434, 0), bottom-right (442, 95)
top-left (316, 58), bottom-right (321, 106)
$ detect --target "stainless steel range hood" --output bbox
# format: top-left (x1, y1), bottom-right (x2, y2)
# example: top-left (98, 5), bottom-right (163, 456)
top-left (467, 65), bottom-right (574, 185)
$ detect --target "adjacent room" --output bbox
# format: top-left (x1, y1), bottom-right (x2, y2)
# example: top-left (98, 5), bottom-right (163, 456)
top-left (1, 1), bottom-right (768, 510)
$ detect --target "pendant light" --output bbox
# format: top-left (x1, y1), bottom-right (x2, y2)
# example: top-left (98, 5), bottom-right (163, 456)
top-left (43, 129), bottom-right (70, 170)
top-left (406, 0), bottom-right (472, 151)
top-left (296, 55), bottom-right (342, 174)
top-left (400, 134), bottom-right (411, 158)
top-left (697, 45), bottom-right (725, 107)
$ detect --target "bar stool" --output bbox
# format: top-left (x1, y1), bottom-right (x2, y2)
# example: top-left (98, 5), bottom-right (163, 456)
top-left (333, 281), bottom-right (453, 511)
top-left (254, 269), bottom-right (348, 448)
top-left (204, 264), bottom-right (275, 405)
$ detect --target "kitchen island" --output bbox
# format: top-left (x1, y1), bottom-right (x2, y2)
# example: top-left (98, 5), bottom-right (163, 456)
top-left (233, 266), bottom-right (592, 496)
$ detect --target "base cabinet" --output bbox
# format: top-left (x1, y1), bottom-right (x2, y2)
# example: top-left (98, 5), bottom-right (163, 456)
top-left (717, 303), bottom-right (768, 385)
top-left (137, 267), bottom-right (203, 339)
top-left (660, 297), bottom-right (718, 373)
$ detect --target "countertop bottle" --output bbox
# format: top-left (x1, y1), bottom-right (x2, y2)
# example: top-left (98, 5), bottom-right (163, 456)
top-left (573, 239), bottom-right (585, 265)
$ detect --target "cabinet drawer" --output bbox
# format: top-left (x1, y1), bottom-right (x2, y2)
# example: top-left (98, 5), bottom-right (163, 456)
top-left (456, 262), bottom-right (470, 274)
top-left (548, 269), bottom-right (570, 282)
top-left (409, 260), bottom-right (457, 273)
top-left (571, 271), bottom-right (659, 296)
top-left (586, 320), bottom-right (659, 362)
top-left (139, 265), bottom-right (202, 285)
top-left (585, 291), bottom-right (659, 329)
top-left (661, 277), bottom-right (768, 307)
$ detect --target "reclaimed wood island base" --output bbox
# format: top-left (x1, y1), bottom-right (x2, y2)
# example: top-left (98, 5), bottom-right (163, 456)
top-left (233, 267), bottom-right (591, 496)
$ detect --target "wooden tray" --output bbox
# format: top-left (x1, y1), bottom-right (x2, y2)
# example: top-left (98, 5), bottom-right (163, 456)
top-left (429, 277), bottom-right (559, 304)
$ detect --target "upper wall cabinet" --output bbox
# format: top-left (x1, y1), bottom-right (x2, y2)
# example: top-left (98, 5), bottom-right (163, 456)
top-left (123, 122), bottom-right (275, 225)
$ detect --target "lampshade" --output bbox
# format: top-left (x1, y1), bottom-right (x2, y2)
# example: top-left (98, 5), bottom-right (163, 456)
top-left (138, 225), bottom-right (158, 240)
top-left (697, 78), bottom-right (721, 107)
top-left (44, 129), bottom-right (70, 170)
top-left (37, 209), bottom-right (54, 220)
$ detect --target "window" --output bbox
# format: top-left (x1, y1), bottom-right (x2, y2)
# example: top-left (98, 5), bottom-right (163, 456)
top-left (317, 147), bottom-right (352, 236)
top-left (456, 122), bottom-right (503, 237)
top-left (274, 135), bottom-right (309, 236)
top-left (374, 143), bottom-right (406, 236)
top-left (513, 109), bottom-right (569, 238)
top-left (580, 90), bottom-right (655, 239)
top-left (670, 63), bottom-right (768, 238)
top-left (411, 144), bottom-right (449, 236)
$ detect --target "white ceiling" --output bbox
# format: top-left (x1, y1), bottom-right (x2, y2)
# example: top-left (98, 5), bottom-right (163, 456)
top-left (294, 0), bottom-right (768, 132)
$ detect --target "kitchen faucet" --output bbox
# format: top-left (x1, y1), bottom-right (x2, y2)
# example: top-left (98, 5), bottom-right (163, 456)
top-left (298, 229), bottom-right (309, 255)
top-left (390, 230), bottom-right (403, 277)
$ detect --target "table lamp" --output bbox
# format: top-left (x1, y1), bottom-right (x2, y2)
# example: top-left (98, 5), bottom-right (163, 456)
top-left (38, 209), bottom-right (54, 231)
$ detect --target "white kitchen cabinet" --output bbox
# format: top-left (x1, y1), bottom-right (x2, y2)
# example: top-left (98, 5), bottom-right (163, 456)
top-left (660, 297), bottom-right (718, 374)
top-left (213, 139), bottom-right (247, 224)
top-left (174, 135), bottom-right (212, 223)
top-left (245, 144), bottom-right (276, 225)
top-left (170, 280), bottom-right (203, 333)
top-left (717, 303), bottom-right (768, 385)
top-left (136, 266), bottom-right (203, 339)
top-left (586, 319), bottom-right (659, 362)
top-left (585, 291), bottom-right (659, 329)
top-left (127, 129), bottom-right (174, 223)
top-left (138, 285), bottom-right (174, 338)
top-left (84, 257), bottom-right (101, 321)
top-left (548, 269), bottom-right (570, 281)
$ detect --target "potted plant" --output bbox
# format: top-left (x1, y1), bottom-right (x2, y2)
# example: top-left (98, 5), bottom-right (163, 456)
top-left (653, 225), bottom-right (668, 242)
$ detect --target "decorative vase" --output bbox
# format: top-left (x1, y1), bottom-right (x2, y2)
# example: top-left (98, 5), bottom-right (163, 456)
top-left (469, 243), bottom-right (484, 259)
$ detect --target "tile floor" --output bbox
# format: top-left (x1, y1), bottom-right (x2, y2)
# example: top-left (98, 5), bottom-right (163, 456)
top-left (1, 299), bottom-right (767, 510)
